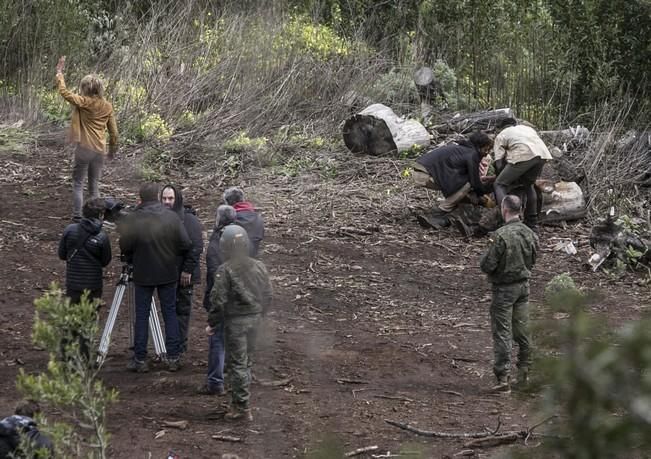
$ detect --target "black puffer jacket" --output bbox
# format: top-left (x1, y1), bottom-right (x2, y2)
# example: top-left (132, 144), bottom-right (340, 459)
top-left (163, 184), bottom-right (204, 284)
top-left (416, 140), bottom-right (487, 197)
top-left (119, 201), bottom-right (192, 286)
top-left (58, 218), bottom-right (112, 291)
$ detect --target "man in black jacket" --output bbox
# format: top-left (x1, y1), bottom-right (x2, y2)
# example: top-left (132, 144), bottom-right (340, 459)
top-left (161, 184), bottom-right (204, 355)
top-left (223, 187), bottom-right (264, 257)
top-left (58, 197), bottom-right (112, 304)
top-left (119, 183), bottom-right (192, 372)
top-left (58, 197), bottom-right (112, 362)
top-left (413, 131), bottom-right (493, 213)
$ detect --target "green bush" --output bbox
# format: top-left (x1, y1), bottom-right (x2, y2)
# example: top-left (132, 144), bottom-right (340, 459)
top-left (17, 285), bottom-right (117, 459)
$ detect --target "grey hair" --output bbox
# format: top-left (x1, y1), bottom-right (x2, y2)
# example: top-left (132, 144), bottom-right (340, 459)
top-left (223, 187), bottom-right (245, 205)
top-left (501, 194), bottom-right (522, 213)
top-left (215, 204), bottom-right (237, 228)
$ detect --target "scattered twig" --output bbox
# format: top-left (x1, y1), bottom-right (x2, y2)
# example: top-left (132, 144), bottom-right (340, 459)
top-left (463, 433), bottom-right (519, 448)
top-left (345, 445), bottom-right (380, 457)
top-left (385, 419), bottom-right (503, 439)
top-left (162, 420), bottom-right (189, 430)
top-left (440, 390), bottom-right (463, 397)
top-left (373, 395), bottom-right (415, 403)
top-left (337, 378), bottom-right (369, 385)
top-left (212, 434), bottom-right (242, 443)
top-left (256, 377), bottom-right (293, 387)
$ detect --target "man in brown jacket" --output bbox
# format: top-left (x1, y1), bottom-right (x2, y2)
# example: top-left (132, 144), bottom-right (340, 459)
top-left (55, 56), bottom-right (118, 221)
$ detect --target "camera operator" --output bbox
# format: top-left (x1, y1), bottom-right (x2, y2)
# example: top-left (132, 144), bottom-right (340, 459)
top-left (58, 197), bottom-right (112, 304)
top-left (160, 184), bottom-right (204, 355)
top-left (58, 197), bottom-right (112, 362)
top-left (119, 183), bottom-right (192, 372)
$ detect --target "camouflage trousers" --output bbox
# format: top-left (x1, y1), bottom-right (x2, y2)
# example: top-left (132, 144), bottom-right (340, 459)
top-left (225, 314), bottom-right (262, 408)
top-left (490, 281), bottom-right (531, 380)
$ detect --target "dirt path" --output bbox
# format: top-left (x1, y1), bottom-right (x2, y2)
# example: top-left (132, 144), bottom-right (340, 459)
top-left (1, 136), bottom-right (649, 458)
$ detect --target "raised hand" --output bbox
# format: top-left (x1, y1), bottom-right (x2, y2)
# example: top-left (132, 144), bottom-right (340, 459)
top-left (56, 56), bottom-right (66, 75)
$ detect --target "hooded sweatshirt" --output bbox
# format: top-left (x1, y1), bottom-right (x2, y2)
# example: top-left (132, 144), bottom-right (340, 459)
top-left (58, 217), bottom-right (112, 291)
top-left (162, 184), bottom-right (204, 284)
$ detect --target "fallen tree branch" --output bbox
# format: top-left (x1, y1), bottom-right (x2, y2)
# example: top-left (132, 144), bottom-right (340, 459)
top-left (345, 445), bottom-right (380, 457)
top-left (385, 419), bottom-right (504, 439)
top-left (373, 394), bottom-right (415, 402)
top-left (463, 433), bottom-right (519, 448)
top-left (386, 415), bottom-right (559, 449)
top-left (212, 434), bottom-right (242, 443)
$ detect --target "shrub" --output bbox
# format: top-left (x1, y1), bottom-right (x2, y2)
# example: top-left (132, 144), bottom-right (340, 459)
top-left (17, 285), bottom-right (117, 459)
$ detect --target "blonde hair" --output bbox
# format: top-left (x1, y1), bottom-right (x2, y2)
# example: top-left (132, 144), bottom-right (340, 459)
top-left (79, 74), bottom-right (104, 97)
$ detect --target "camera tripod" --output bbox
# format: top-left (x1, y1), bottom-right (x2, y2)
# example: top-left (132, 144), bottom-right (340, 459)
top-left (97, 264), bottom-right (167, 366)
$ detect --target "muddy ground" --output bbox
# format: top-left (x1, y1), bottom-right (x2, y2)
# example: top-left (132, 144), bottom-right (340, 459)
top-left (1, 131), bottom-right (649, 458)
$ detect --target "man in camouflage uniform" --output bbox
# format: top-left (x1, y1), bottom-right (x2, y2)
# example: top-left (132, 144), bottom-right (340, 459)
top-left (206, 225), bottom-right (272, 421)
top-left (480, 195), bottom-right (538, 392)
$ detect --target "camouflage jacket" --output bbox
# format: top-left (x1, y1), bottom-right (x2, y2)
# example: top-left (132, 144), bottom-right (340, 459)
top-left (480, 220), bottom-right (538, 285)
top-left (208, 257), bottom-right (272, 327)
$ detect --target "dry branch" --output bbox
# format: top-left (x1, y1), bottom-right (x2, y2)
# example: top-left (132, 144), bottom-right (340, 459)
top-left (212, 434), bottom-right (242, 443)
top-left (384, 418), bottom-right (503, 439)
top-left (345, 445), bottom-right (380, 457)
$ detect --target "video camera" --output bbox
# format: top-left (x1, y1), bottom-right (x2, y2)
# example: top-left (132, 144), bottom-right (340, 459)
top-left (103, 198), bottom-right (132, 224)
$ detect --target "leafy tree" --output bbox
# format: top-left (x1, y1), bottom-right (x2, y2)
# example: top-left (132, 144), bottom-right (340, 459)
top-left (17, 285), bottom-right (117, 459)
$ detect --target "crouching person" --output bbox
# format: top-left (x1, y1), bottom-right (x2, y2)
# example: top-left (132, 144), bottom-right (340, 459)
top-left (206, 225), bottom-right (272, 421)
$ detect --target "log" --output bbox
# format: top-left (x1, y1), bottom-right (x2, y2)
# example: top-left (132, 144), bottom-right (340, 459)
top-left (432, 108), bottom-right (516, 134)
top-left (538, 180), bottom-right (586, 223)
top-left (342, 103), bottom-right (430, 156)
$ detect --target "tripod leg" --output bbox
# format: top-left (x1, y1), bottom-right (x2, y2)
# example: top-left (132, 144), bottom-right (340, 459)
top-left (128, 282), bottom-right (135, 349)
top-left (97, 283), bottom-right (126, 366)
top-left (149, 297), bottom-right (168, 361)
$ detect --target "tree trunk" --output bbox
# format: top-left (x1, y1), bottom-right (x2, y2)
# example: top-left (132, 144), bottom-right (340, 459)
top-left (342, 103), bottom-right (430, 156)
top-left (538, 180), bottom-right (586, 222)
top-left (432, 108), bottom-right (516, 134)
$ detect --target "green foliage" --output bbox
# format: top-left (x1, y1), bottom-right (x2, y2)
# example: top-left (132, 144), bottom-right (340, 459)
top-left (0, 127), bottom-right (33, 155)
top-left (139, 113), bottom-right (172, 142)
top-left (37, 88), bottom-right (70, 123)
top-left (275, 15), bottom-right (351, 60)
top-left (369, 68), bottom-right (419, 106)
top-left (398, 143), bottom-right (425, 160)
top-left (544, 272), bottom-right (579, 304)
top-left (431, 59), bottom-right (457, 107)
top-left (536, 287), bottom-right (651, 458)
top-left (17, 285), bottom-right (117, 459)
top-left (223, 131), bottom-right (269, 154)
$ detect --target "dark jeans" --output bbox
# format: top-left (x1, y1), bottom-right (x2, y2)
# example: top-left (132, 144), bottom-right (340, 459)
top-left (133, 282), bottom-right (180, 361)
top-left (495, 157), bottom-right (545, 220)
top-left (72, 145), bottom-right (104, 218)
top-left (176, 285), bottom-right (194, 354)
top-left (207, 322), bottom-right (226, 389)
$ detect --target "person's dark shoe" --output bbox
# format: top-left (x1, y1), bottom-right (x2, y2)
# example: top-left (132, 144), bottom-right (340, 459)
top-left (167, 357), bottom-right (182, 372)
top-left (72, 215), bottom-right (82, 223)
top-left (491, 375), bottom-right (511, 394)
top-left (126, 358), bottom-right (149, 373)
top-left (196, 384), bottom-right (226, 396)
top-left (224, 405), bottom-right (253, 422)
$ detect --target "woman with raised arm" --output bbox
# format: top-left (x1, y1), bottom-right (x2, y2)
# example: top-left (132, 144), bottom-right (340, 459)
top-left (55, 56), bottom-right (118, 221)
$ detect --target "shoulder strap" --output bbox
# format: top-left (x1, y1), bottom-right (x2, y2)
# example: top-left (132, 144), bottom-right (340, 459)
top-left (67, 227), bottom-right (94, 262)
